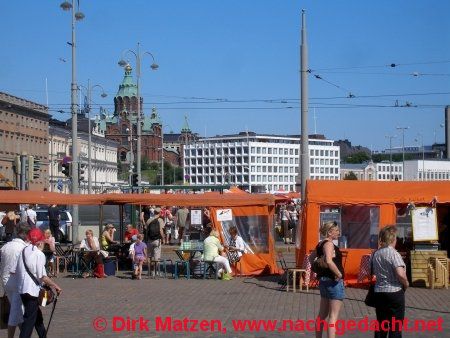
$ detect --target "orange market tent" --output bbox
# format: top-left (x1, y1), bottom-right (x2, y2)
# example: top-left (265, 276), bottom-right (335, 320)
top-left (0, 190), bottom-right (280, 276)
top-left (297, 180), bottom-right (450, 282)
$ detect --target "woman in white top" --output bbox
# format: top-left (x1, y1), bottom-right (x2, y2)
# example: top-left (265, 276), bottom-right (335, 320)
top-left (14, 228), bottom-right (62, 338)
top-left (79, 229), bottom-right (107, 278)
top-left (371, 225), bottom-right (408, 338)
top-left (42, 229), bottom-right (56, 276)
top-left (280, 205), bottom-right (291, 244)
top-left (225, 226), bottom-right (246, 262)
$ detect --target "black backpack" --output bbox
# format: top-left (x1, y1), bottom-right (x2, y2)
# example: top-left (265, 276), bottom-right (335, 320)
top-left (147, 218), bottom-right (161, 241)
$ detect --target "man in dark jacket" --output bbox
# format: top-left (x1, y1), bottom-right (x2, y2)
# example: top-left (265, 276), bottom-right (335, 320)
top-left (47, 205), bottom-right (60, 239)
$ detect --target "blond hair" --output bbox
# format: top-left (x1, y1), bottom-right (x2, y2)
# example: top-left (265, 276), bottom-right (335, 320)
top-left (320, 221), bottom-right (338, 237)
top-left (210, 230), bottom-right (220, 238)
top-left (378, 225), bottom-right (397, 247)
top-left (44, 229), bottom-right (52, 236)
top-left (85, 229), bottom-right (94, 236)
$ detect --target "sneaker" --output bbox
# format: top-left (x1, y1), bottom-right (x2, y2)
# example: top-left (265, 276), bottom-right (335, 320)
top-left (222, 273), bottom-right (233, 281)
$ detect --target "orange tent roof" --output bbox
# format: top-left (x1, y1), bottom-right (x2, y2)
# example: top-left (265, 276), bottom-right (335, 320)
top-left (0, 190), bottom-right (276, 207)
top-left (227, 186), bottom-right (248, 194)
top-left (306, 180), bottom-right (450, 205)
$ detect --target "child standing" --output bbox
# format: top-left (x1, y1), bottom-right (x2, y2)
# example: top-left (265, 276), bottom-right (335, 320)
top-left (131, 234), bottom-right (147, 280)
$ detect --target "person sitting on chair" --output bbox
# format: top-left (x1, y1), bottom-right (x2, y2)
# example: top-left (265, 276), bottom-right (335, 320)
top-left (124, 224), bottom-right (139, 243)
top-left (101, 224), bottom-right (118, 252)
top-left (225, 226), bottom-right (247, 266)
top-left (80, 229), bottom-right (107, 278)
top-left (42, 229), bottom-right (56, 276)
top-left (203, 230), bottom-right (233, 280)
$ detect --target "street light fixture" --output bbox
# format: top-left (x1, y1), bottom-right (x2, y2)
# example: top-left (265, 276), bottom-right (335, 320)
top-left (415, 134), bottom-right (425, 181)
top-left (78, 81), bottom-right (107, 194)
top-left (396, 126), bottom-right (409, 181)
top-left (126, 127), bottom-right (135, 187)
top-left (118, 43), bottom-right (158, 192)
top-left (60, 0), bottom-right (84, 242)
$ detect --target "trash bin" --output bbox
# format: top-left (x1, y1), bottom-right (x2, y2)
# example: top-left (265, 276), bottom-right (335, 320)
top-left (104, 258), bottom-right (116, 276)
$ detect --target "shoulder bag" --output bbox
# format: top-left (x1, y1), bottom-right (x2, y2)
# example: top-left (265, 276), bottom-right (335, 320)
top-left (311, 241), bottom-right (329, 274)
top-left (0, 293), bottom-right (10, 330)
top-left (364, 251), bottom-right (376, 307)
top-left (21, 247), bottom-right (55, 307)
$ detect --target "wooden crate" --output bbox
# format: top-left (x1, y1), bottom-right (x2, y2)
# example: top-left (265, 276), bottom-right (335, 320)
top-left (411, 250), bottom-right (447, 287)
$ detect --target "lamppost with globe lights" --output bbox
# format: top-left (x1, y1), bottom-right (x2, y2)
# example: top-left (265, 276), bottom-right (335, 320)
top-left (78, 80), bottom-right (107, 194)
top-left (118, 43), bottom-right (158, 191)
top-left (60, 0), bottom-right (84, 240)
top-left (396, 126), bottom-right (409, 180)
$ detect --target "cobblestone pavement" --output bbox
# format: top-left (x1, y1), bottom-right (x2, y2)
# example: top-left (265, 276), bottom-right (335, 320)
top-left (2, 248), bottom-right (449, 337)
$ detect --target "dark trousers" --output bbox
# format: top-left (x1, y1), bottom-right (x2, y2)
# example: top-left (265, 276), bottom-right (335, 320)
top-left (20, 293), bottom-right (46, 338)
top-left (374, 290), bottom-right (405, 338)
top-left (49, 220), bottom-right (59, 238)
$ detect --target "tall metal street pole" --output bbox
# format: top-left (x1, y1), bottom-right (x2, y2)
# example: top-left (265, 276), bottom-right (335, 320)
top-left (61, 0), bottom-right (84, 242)
top-left (416, 134), bottom-right (425, 181)
top-left (386, 135), bottom-right (396, 181)
top-left (135, 43), bottom-right (142, 192)
top-left (84, 80), bottom-right (107, 194)
top-left (118, 44), bottom-right (158, 192)
top-left (128, 125), bottom-right (134, 187)
top-left (87, 79), bottom-right (92, 194)
top-left (300, 10), bottom-right (310, 199)
top-left (161, 124), bottom-right (164, 186)
top-left (396, 126), bottom-right (409, 181)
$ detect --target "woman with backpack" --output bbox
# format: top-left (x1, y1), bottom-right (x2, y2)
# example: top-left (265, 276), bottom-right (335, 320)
top-left (314, 221), bottom-right (345, 338)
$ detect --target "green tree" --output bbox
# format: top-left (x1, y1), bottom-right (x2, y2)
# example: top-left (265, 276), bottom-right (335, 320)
top-left (344, 152), bottom-right (370, 163)
top-left (141, 157), bottom-right (151, 170)
top-left (344, 171), bottom-right (358, 180)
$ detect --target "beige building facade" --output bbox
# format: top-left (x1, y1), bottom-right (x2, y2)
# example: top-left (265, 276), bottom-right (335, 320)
top-left (0, 92), bottom-right (49, 190)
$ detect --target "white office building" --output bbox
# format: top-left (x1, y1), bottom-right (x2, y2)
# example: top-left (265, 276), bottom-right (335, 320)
top-left (375, 161), bottom-right (403, 181)
top-left (404, 159), bottom-right (450, 181)
top-left (183, 133), bottom-right (340, 193)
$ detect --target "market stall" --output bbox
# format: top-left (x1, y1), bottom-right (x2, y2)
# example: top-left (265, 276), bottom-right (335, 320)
top-left (0, 190), bottom-right (281, 276)
top-left (297, 180), bottom-right (450, 284)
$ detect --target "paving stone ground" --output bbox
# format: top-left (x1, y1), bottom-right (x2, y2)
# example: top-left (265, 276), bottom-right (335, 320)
top-left (2, 248), bottom-right (449, 338)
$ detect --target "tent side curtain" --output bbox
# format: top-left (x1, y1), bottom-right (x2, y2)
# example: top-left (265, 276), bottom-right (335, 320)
top-left (0, 191), bottom-right (276, 207)
top-left (210, 205), bottom-right (280, 276)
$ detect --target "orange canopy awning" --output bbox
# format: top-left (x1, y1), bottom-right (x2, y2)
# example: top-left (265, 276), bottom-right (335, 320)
top-left (0, 190), bottom-right (276, 207)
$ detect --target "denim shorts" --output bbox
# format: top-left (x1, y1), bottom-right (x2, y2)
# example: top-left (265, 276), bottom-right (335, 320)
top-left (319, 277), bottom-right (345, 300)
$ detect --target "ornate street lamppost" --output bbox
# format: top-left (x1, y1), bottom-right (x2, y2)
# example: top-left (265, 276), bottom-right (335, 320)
top-left (60, 0), bottom-right (84, 241)
top-left (118, 43), bottom-right (158, 192)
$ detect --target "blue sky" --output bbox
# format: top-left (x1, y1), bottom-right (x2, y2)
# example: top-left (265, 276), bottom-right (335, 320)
top-left (1, 0), bottom-right (449, 151)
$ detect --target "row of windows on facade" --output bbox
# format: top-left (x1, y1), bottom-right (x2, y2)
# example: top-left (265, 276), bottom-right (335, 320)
top-left (185, 166), bottom-right (299, 175)
top-left (185, 146), bottom-right (338, 158)
top-left (1, 133), bottom-right (47, 144)
top-left (250, 175), bottom-right (296, 183)
top-left (188, 174), bottom-right (297, 186)
top-left (187, 175), bottom-right (296, 184)
top-left (378, 174), bottom-right (403, 180)
top-left (0, 112), bottom-right (47, 131)
top-left (310, 158), bottom-right (340, 166)
top-left (418, 171), bottom-right (450, 180)
top-left (185, 156), bottom-right (304, 166)
top-left (311, 167), bottom-right (340, 174)
top-left (310, 176), bottom-right (339, 180)
top-left (377, 165), bottom-right (402, 172)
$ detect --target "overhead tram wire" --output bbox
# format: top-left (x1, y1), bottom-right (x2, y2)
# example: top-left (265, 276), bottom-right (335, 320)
top-left (311, 60), bottom-right (450, 72)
